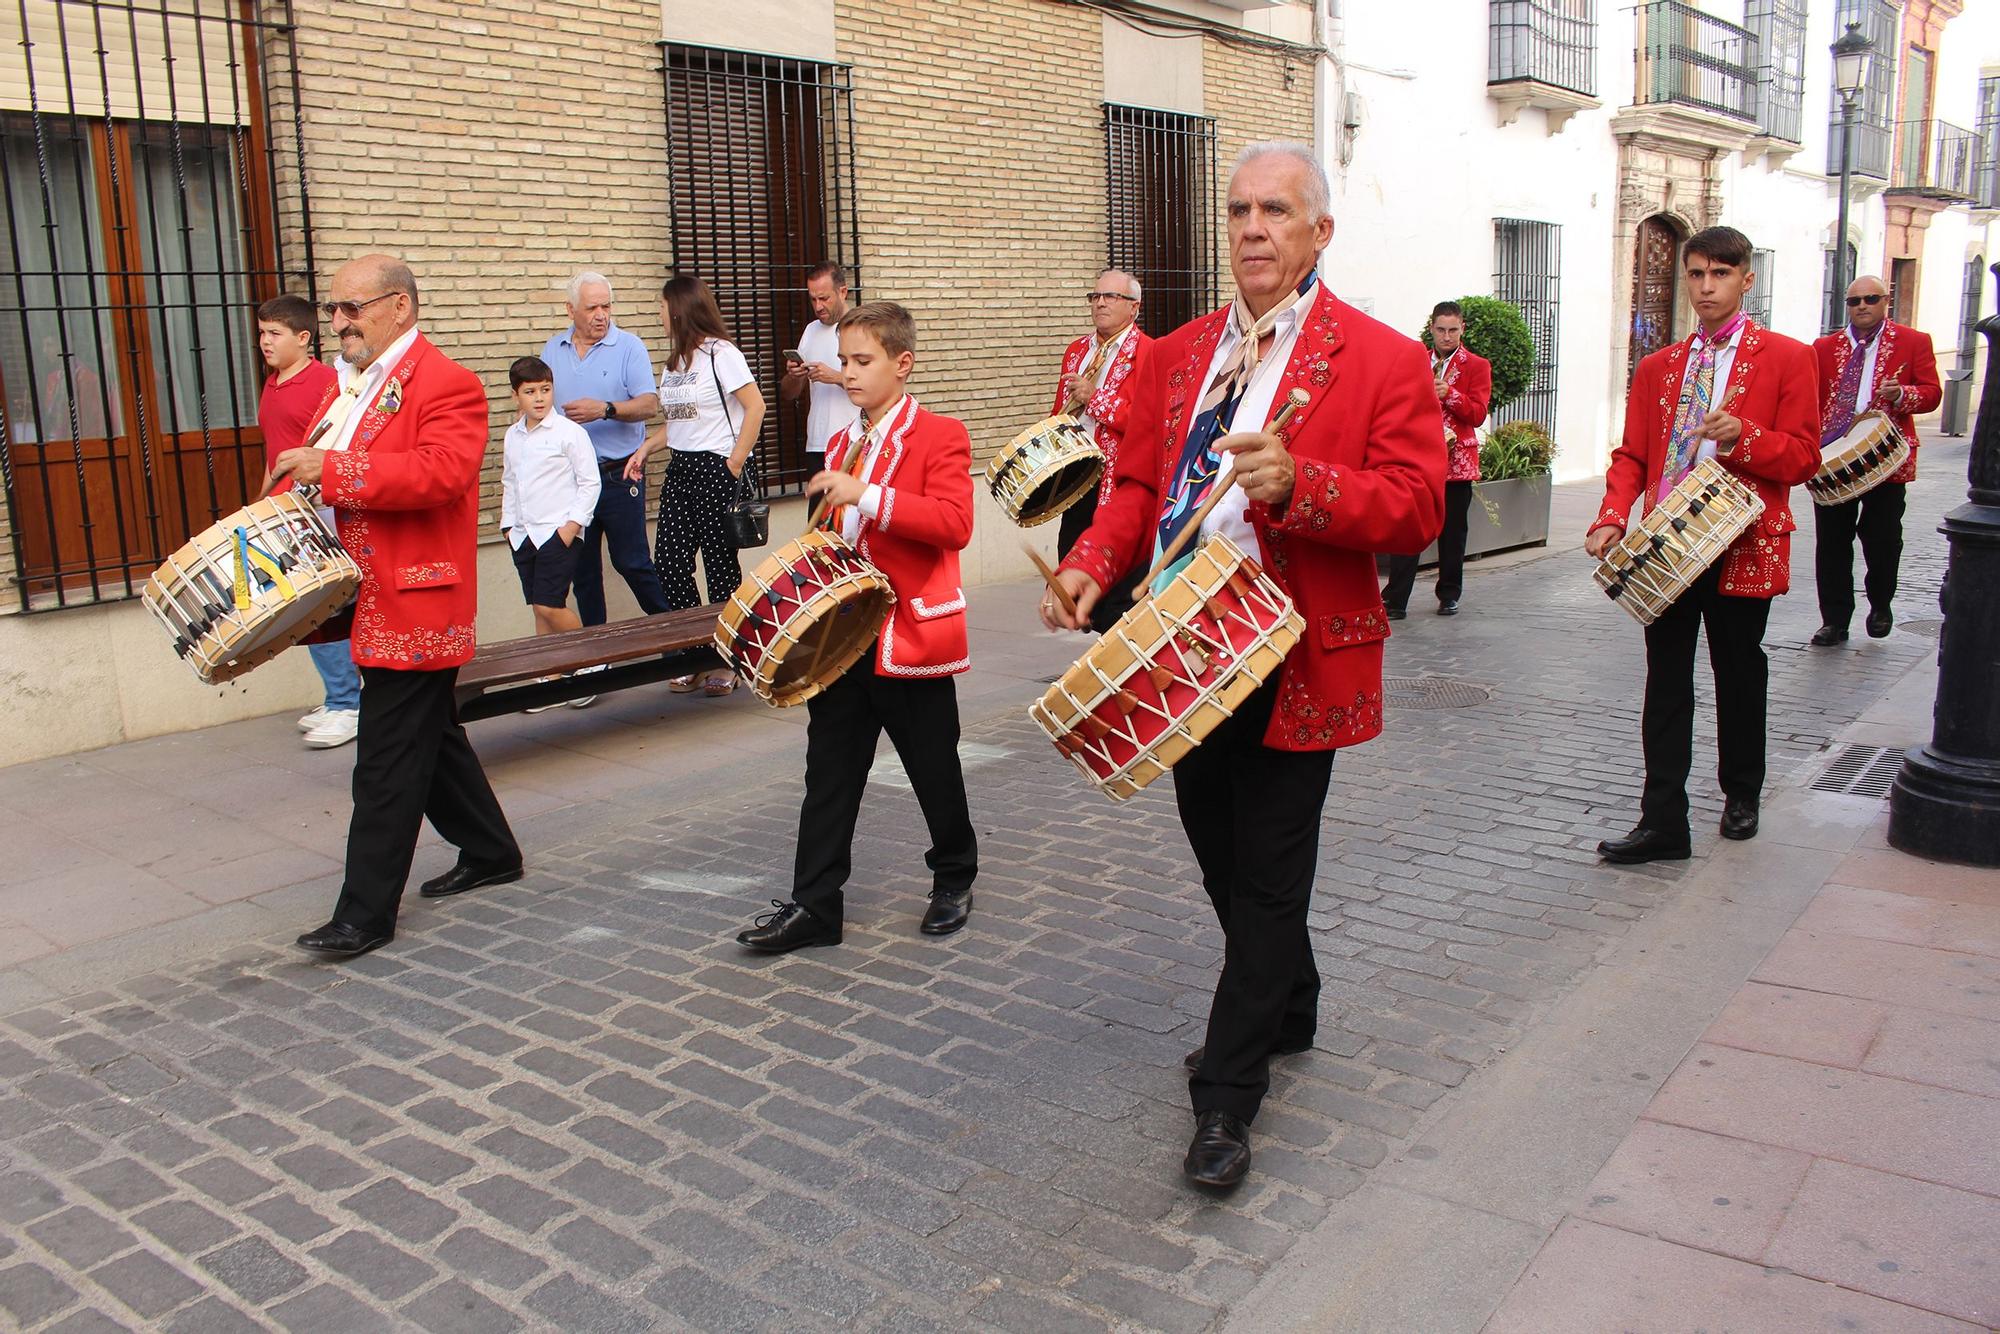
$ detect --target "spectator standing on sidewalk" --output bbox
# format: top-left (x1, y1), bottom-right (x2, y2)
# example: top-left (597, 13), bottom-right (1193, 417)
top-left (781, 261), bottom-right (860, 461)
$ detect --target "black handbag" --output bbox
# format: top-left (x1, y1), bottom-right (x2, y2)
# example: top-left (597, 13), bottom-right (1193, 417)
top-left (710, 348), bottom-right (769, 549)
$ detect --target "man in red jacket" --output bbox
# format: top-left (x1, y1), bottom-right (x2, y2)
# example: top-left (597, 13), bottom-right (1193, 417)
top-left (271, 254), bottom-right (520, 959)
top-left (1585, 227), bottom-right (1819, 865)
top-left (1045, 142), bottom-right (1444, 1191)
top-left (1384, 300), bottom-right (1492, 616)
top-left (1052, 268), bottom-right (1150, 629)
top-left (1809, 275), bottom-right (1943, 645)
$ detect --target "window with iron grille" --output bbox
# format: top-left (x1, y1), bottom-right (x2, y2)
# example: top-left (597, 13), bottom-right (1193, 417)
top-left (1957, 255), bottom-right (1984, 374)
top-left (661, 45), bottom-right (859, 498)
top-left (0, 0), bottom-right (313, 611)
top-left (1488, 0), bottom-right (1597, 99)
top-left (1491, 218), bottom-right (1560, 429)
top-left (1976, 75), bottom-right (1999, 209)
top-left (1826, 0), bottom-right (1897, 180)
top-left (1745, 0), bottom-right (1805, 144)
top-left (1823, 243), bottom-right (1858, 333)
top-left (1105, 105), bottom-right (1218, 338)
top-left (1744, 248), bottom-right (1775, 327)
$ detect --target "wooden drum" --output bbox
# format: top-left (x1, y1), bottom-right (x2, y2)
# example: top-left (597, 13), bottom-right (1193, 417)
top-left (714, 531), bottom-right (894, 707)
top-left (1808, 411), bottom-right (1908, 507)
top-left (985, 415), bottom-right (1104, 527)
top-left (1594, 459), bottom-right (1765, 626)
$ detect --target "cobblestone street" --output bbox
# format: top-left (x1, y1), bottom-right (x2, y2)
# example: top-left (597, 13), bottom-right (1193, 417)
top-left (0, 451), bottom-right (1978, 1331)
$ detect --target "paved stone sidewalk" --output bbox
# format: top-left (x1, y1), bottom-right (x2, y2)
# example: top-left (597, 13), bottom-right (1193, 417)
top-left (0, 447), bottom-right (1977, 1331)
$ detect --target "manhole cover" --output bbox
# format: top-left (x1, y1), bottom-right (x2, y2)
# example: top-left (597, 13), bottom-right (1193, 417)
top-left (1900, 619), bottom-right (1943, 638)
top-left (1384, 676), bottom-right (1493, 710)
top-left (1811, 744), bottom-right (1904, 799)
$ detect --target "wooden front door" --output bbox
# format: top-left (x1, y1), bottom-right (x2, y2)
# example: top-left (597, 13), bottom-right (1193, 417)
top-left (1629, 215), bottom-right (1681, 380)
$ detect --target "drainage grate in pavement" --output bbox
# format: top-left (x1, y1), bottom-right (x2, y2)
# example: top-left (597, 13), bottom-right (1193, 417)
top-left (1385, 675), bottom-right (1494, 710)
top-left (1900, 619), bottom-right (1943, 638)
top-left (1812, 744), bottom-right (1904, 799)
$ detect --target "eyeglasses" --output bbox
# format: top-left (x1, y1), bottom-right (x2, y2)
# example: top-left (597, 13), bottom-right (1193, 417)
top-left (1085, 292), bottom-right (1138, 304)
top-left (1846, 294), bottom-right (1885, 307)
top-left (319, 292), bottom-right (401, 321)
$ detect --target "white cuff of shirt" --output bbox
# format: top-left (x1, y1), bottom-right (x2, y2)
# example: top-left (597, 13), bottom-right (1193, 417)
top-left (858, 484), bottom-right (884, 520)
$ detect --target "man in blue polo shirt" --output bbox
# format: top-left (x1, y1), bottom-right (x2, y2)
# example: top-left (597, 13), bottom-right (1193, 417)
top-left (544, 272), bottom-right (667, 625)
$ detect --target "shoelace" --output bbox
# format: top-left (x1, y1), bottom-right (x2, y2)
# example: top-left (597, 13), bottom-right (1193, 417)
top-left (752, 900), bottom-right (800, 929)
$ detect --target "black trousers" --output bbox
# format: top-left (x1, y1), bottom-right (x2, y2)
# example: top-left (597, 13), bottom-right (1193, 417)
top-left (1639, 563), bottom-right (1772, 837)
top-left (1383, 479), bottom-right (1474, 609)
top-left (573, 457), bottom-right (670, 625)
top-left (332, 666), bottom-right (520, 937)
top-left (1057, 488), bottom-right (1140, 632)
top-left (654, 450), bottom-right (743, 611)
top-left (1814, 481), bottom-right (1907, 630)
top-left (792, 664), bottom-right (978, 924)
top-left (1175, 676), bottom-right (1337, 1123)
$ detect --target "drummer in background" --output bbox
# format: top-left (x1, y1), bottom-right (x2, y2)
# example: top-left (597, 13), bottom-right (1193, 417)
top-left (1808, 276), bottom-right (1942, 647)
top-left (1585, 227), bottom-right (1818, 865)
top-left (1042, 142), bottom-right (1444, 1191)
top-left (271, 254), bottom-right (522, 959)
top-left (734, 300), bottom-right (979, 954)
top-left (1052, 268), bottom-right (1150, 630)
top-left (1382, 301), bottom-right (1490, 618)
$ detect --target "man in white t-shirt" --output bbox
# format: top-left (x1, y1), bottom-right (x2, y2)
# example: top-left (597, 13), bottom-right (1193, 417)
top-left (782, 261), bottom-right (861, 457)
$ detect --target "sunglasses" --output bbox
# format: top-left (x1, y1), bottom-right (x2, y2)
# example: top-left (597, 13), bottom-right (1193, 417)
top-left (1846, 294), bottom-right (1885, 307)
top-left (1085, 292), bottom-right (1138, 304)
top-left (319, 292), bottom-right (400, 321)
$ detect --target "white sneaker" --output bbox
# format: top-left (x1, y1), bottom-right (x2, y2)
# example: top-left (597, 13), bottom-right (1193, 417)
top-left (297, 706), bottom-right (330, 732)
top-left (569, 663), bottom-right (606, 708)
top-left (523, 675), bottom-right (565, 714)
top-left (302, 709), bottom-right (360, 749)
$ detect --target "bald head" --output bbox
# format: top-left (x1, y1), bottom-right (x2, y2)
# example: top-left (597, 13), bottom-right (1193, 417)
top-left (1845, 274), bottom-right (1888, 333)
top-left (328, 253), bottom-right (419, 370)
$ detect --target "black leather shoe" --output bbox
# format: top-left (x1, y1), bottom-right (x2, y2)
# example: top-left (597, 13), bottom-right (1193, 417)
top-left (919, 888), bottom-right (972, 937)
top-left (736, 901), bottom-right (841, 953)
top-left (418, 861), bottom-right (524, 900)
top-left (295, 920), bottom-right (392, 958)
top-left (1384, 607), bottom-right (1408, 621)
top-left (1865, 609), bottom-right (1893, 639)
top-left (1720, 797), bottom-right (1760, 841)
top-left (1596, 827), bottom-right (1693, 864)
top-left (1183, 1034), bottom-right (1313, 1074)
top-left (1809, 625), bottom-right (1849, 647)
top-left (1437, 599), bottom-right (1460, 616)
top-left (1184, 1110), bottom-right (1252, 1190)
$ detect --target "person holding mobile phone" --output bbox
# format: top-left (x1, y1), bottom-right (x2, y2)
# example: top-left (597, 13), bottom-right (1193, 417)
top-left (783, 262), bottom-right (860, 459)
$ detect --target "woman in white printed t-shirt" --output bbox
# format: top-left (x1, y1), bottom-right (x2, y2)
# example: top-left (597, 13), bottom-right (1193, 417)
top-left (633, 274), bottom-right (765, 696)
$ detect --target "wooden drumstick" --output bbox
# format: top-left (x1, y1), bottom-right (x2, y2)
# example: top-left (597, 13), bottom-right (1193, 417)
top-left (1024, 543), bottom-right (1078, 621)
top-left (803, 411), bottom-right (873, 535)
top-left (1139, 388), bottom-right (1310, 591)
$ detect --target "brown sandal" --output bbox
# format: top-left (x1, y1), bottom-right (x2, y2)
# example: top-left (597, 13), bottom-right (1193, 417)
top-left (702, 672), bottom-right (737, 697)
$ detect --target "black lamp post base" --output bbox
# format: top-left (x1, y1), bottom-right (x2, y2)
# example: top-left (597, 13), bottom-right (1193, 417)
top-left (1888, 745), bottom-right (2000, 868)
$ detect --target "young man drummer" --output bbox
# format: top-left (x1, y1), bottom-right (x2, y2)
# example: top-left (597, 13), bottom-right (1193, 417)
top-left (735, 301), bottom-right (979, 952)
top-left (1585, 227), bottom-right (1818, 864)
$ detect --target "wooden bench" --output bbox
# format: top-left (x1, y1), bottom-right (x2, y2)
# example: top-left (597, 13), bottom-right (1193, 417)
top-left (455, 607), bottom-right (725, 721)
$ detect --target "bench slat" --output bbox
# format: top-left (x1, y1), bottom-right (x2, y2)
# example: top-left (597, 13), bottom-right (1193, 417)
top-left (460, 609), bottom-right (720, 690)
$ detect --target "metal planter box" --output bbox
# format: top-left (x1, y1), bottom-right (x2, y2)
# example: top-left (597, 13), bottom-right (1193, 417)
top-left (1414, 474), bottom-right (1553, 566)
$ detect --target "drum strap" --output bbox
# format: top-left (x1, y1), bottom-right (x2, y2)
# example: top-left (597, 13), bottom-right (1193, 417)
top-left (232, 528), bottom-right (295, 608)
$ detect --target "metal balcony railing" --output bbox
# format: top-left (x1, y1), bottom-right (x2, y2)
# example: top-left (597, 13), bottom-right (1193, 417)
top-left (1891, 119), bottom-right (1982, 203)
top-left (1634, 0), bottom-right (1757, 123)
top-left (1489, 0), bottom-right (1598, 99)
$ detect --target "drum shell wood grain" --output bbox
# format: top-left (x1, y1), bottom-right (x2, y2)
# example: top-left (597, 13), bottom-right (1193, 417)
top-left (714, 531), bottom-right (894, 708)
top-left (1593, 459), bottom-right (1765, 626)
top-left (1808, 411), bottom-right (1909, 507)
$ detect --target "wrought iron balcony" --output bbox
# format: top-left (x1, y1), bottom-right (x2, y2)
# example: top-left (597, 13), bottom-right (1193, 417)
top-left (1490, 0), bottom-right (1597, 98)
top-left (1633, 0), bottom-right (1757, 124)
top-left (1890, 119), bottom-right (1982, 203)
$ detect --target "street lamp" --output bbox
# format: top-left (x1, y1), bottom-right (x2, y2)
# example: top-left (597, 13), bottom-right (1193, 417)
top-left (1830, 21), bottom-right (1874, 329)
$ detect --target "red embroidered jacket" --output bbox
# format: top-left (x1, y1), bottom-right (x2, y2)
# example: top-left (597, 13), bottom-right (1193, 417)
top-left (1051, 326), bottom-right (1150, 504)
top-left (1594, 319), bottom-right (1820, 599)
top-left (1811, 322), bottom-right (1943, 485)
top-left (1434, 346), bottom-right (1492, 482)
top-left (305, 334), bottom-right (490, 669)
top-left (825, 396), bottom-right (975, 678)
top-left (1058, 284), bottom-right (1445, 752)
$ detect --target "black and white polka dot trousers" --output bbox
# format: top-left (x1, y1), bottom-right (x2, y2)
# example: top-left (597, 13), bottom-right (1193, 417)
top-left (654, 449), bottom-right (744, 610)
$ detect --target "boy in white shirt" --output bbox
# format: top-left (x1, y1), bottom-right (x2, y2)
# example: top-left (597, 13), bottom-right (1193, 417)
top-left (501, 356), bottom-right (600, 645)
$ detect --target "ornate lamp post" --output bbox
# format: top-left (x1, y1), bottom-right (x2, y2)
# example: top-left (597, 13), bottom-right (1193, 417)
top-left (1829, 22), bottom-right (1873, 328)
top-left (1888, 268), bottom-right (2000, 867)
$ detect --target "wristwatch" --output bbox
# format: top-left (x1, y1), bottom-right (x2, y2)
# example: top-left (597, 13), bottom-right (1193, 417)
top-left (602, 399), bottom-right (617, 422)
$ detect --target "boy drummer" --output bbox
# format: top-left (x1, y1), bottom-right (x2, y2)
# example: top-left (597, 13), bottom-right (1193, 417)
top-left (1585, 227), bottom-right (1818, 863)
top-left (735, 301), bottom-right (979, 952)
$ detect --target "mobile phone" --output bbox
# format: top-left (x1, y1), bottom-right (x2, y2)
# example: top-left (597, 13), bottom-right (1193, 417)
top-left (782, 350), bottom-right (804, 366)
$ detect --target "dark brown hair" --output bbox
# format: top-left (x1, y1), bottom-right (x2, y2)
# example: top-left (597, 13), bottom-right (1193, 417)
top-left (1683, 226), bottom-right (1753, 269)
top-left (256, 293), bottom-right (315, 336)
top-left (661, 274), bottom-right (731, 370)
top-left (836, 301), bottom-right (916, 359)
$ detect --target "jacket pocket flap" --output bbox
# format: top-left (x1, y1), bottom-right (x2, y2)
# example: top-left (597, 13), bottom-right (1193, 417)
top-left (393, 561), bottom-right (462, 590)
top-left (1319, 606), bottom-right (1392, 649)
top-left (910, 590), bottom-right (966, 620)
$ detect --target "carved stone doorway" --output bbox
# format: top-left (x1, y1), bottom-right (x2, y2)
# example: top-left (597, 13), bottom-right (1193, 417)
top-left (1630, 214), bottom-right (1684, 379)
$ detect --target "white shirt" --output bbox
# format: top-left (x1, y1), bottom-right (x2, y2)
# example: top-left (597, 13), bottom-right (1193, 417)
top-left (837, 396), bottom-right (906, 543)
top-left (797, 318), bottom-right (859, 454)
top-left (658, 339), bottom-right (754, 456)
top-left (1190, 303), bottom-right (1308, 563)
top-left (324, 326), bottom-right (422, 455)
top-left (1076, 323), bottom-right (1138, 445)
top-left (1846, 327), bottom-right (1883, 416)
top-left (501, 412), bottom-right (601, 548)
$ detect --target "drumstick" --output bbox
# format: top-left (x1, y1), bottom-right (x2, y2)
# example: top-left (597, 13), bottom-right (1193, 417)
top-left (1024, 543), bottom-right (1078, 621)
top-left (803, 411), bottom-right (873, 535)
top-left (1139, 388), bottom-right (1310, 591)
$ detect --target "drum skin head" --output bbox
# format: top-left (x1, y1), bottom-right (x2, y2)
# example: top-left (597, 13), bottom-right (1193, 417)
top-left (987, 415), bottom-right (1104, 527)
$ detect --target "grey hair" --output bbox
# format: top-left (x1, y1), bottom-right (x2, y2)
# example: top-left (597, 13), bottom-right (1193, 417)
top-left (1232, 141), bottom-right (1332, 224)
top-left (566, 271), bottom-right (612, 305)
top-left (1098, 267), bottom-right (1142, 302)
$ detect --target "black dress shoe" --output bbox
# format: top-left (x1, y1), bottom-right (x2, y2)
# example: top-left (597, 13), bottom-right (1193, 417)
top-left (418, 861), bottom-right (524, 900)
top-left (1384, 607), bottom-right (1407, 621)
top-left (1596, 827), bottom-right (1693, 864)
top-left (1720, 797), bottom-right (1760, 841)
top-left (295, 920), bottom-right (392, 958)
top-left (1865, 609), bottom-right (1893, 639)
top-left (736, 901), bottom-right (841, 953)
top-left (919, 888), bottom-right (972, 937)
top-left (1809, 625), bottom-right (1849, 647)
top-left (1184, 1110), bottom-right (1252, 1190)
top-left (1183, 1034), bottom-right (1314, 1073)
top-left (1437, 599), bottom-right (1460, 616)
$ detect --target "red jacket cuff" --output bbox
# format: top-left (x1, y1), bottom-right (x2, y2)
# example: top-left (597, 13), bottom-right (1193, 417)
top-left (1271, 457), bottom-right (1342, 537)
top-left (1056, 537), bottom-right (1125, 595)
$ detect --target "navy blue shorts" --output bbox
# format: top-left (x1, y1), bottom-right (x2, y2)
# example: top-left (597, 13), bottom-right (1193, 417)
top-left (511, 532), bottom-right (581, 609)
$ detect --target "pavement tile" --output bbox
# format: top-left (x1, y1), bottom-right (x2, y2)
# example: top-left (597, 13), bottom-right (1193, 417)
top-left (1752, 932), bottom-right (2000, 1022)
top-left (1702, 981), bottom-right (1887, 1068)
top-left (1861, 1009), bottom-right (2000, 1098)
top-left (1797, 885), bottom-right (2000, 958)
top-left (1827, 849), bottom-right (2000, 907)
top-left (1578, 1119), bottom-right (1810, 1260)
